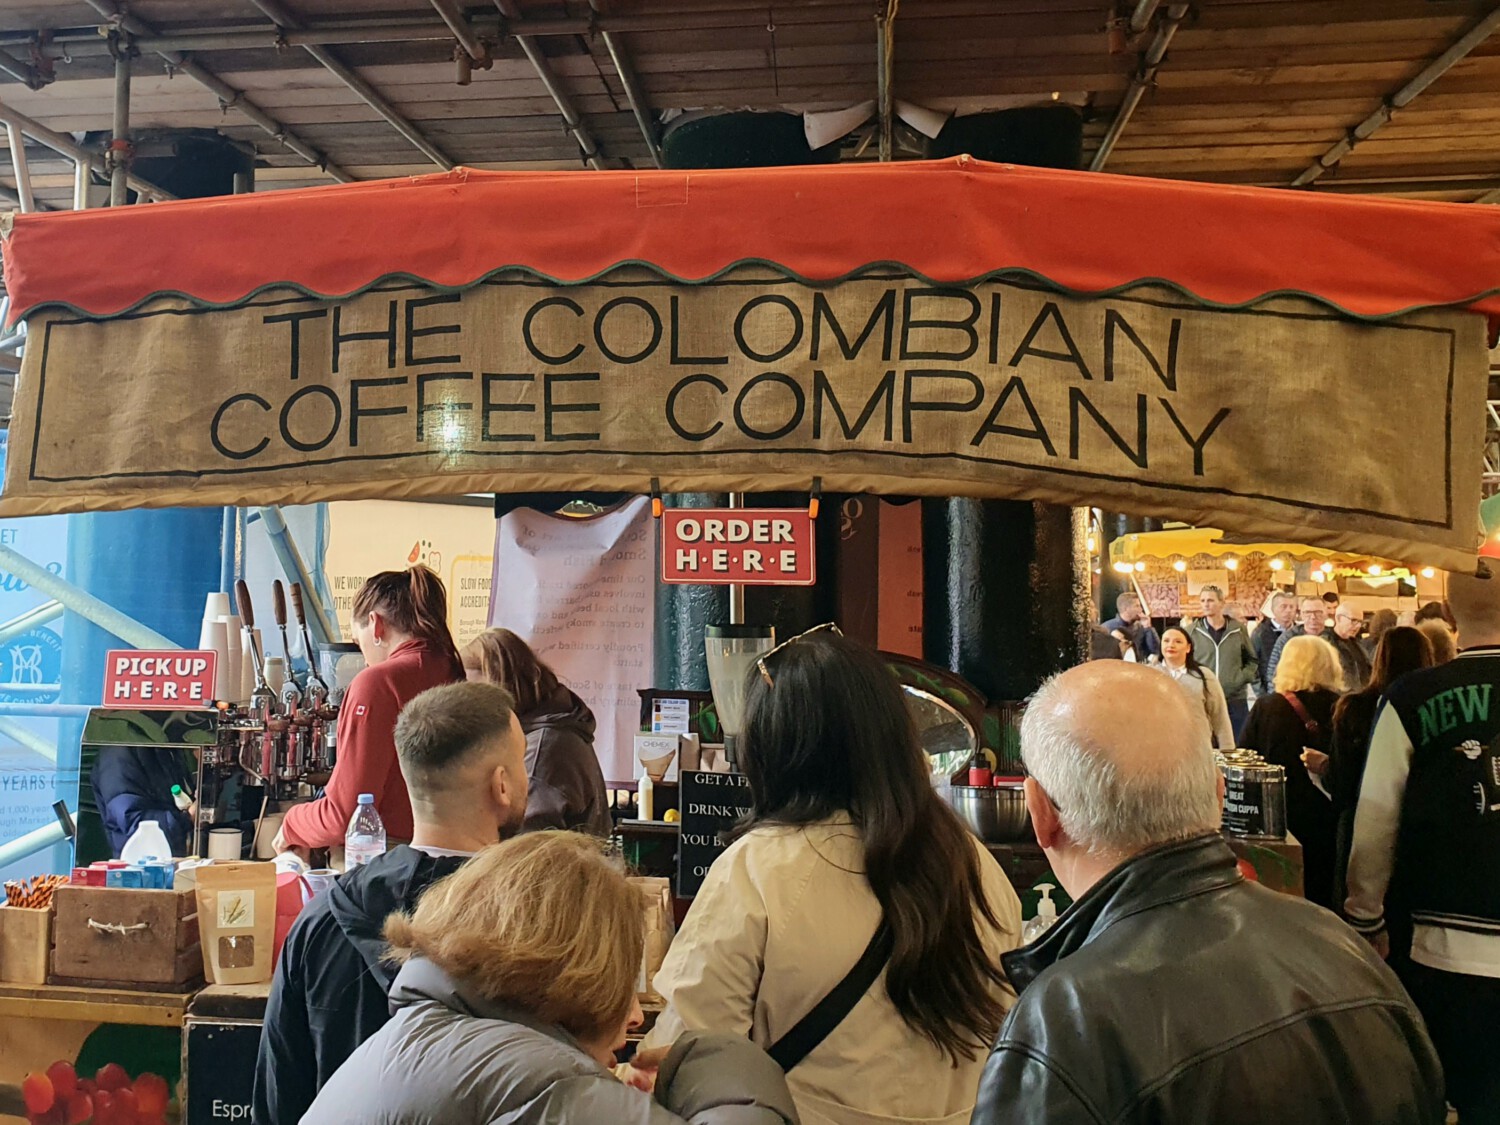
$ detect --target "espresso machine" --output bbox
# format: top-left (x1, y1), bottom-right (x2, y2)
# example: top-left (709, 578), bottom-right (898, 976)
top-left (193, 579), bottom-right (340, 855)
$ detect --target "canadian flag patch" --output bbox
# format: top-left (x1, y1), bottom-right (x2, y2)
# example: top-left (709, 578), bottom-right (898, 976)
top-left (355, 704), bottom-right (368, 717)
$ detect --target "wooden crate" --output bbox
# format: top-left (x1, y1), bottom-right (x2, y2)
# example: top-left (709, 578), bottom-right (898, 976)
top-left (0, 905), bottom-right (51, 985)
top-left (49, 885), bottom-right (201, 991)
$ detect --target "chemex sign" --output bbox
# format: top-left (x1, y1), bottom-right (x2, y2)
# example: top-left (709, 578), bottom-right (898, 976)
top-left (661, 508), bottom-right (815, 586)
top-left (104, 650), bottom-right (218, 708)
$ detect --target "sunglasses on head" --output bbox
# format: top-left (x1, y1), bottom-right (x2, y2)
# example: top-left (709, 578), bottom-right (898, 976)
top-left (756, 622), bottom-right (843, 688)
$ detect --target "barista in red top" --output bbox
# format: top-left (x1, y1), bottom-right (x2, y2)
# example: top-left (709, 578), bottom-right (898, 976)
top-left (275, 566), bottom-right (465, 852)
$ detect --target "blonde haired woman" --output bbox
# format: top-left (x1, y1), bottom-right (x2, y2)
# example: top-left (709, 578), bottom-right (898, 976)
top-left (302, 833), bottom-right (797, 1125)
top-left (1238, 635), bottom-right (1343, 909)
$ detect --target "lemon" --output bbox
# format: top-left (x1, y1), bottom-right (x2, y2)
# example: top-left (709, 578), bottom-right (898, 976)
top-left (663, 809), bottom-right (681, 823)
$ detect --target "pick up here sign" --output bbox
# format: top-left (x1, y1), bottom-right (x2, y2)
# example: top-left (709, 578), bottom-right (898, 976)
top-left (2, 269), bottom-right (1485, 569)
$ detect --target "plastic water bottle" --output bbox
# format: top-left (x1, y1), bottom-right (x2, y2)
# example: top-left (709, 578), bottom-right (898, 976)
top-left (121, 819), bottom-right (173, 863)
top-left (1022, 883), bottom-right (1060, 944)
top-left (345, 793), bottom-right (386, 869)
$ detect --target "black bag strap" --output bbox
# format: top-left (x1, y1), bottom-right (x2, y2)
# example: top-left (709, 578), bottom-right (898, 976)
top-left (767, 918), bottom-right (893, 1072)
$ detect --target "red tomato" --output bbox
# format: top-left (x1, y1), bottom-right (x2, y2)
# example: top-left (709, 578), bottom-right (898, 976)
top-left (1237, 858), bottom-right (1260, 882)
top-left (133, 1072), bottom-right (170, 1117)
top-left (20, 1073), bottom-right (54, 1116)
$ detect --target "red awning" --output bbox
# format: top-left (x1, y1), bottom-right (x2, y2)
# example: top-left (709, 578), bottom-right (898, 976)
top-left (7, 156), bottom-right (1500, 325)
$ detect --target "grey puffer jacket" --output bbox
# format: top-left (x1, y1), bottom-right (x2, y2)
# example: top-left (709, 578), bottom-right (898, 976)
top-left (302, 958), bottom-right (800, 1125)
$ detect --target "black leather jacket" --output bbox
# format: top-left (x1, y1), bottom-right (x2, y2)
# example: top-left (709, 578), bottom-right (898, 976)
top-left (971, 834), bottom-right (1444, 1125)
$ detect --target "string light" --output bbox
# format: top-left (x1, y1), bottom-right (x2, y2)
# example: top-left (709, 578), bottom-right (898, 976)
top-left (1086, 535), bottom-right (1097, 553)
top-left (1134, 561), bottom-right (1146, 572)
top-left (1113, 561), bottom-right (1133, 574)
top-left (1368, 564), bottom-right (1383, 576)
top-left (1420, 566), bottom-right (1436, 579)
top-left (1224, 557), bottom-right (1239, 571)
top-left (1269, 558), bottom-right (1286, 571)
top-left (1172, 559), bottom-right (1187, 572)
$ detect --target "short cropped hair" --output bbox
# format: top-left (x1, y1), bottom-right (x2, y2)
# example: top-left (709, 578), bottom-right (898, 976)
top-left (1271, 591), bottom-right (1297, 607)
top-left (1199, 585), bottom-right (1224, 600)
top-left (1021, 677), bottom-right (1221, 856)
top-left (1115, 592), bottom-right (1140, 614)
top-left (1274, 635), bottom-right (1343, 694)
top-left (395, 681), bottom-right (517, 788)
top-left (384, 833), bottom-right (642, 1043)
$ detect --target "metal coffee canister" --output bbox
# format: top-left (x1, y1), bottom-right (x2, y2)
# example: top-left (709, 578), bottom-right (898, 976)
top-left (1219, 752), bottom-right (1288, 839)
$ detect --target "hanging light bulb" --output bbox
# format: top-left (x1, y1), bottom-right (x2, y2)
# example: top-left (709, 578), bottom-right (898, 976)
top-left (1269, 558), bottom-right (1286, 571)
top-left (1086, 535), bottom-right (1097, 553)
top-left (1134, 561), bottom-right (1146, 572)
top-left (1113, 561), bottom-right (1133, 574)
top-left (1172, 559), bottom-right (1187, 572)
top-left (1420, 566), bottom-right (1436, 579)
top-left (1224, 557), bottom-right (1239, 571)
top-left (1368, 564), bottom-right (1383, 576)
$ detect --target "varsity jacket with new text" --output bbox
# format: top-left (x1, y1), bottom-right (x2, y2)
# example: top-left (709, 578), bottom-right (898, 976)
top-left (1345, 646), bottom-right (1500, 978)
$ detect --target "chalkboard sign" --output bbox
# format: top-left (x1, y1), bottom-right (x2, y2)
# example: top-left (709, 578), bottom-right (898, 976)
top-left (677, 770), bottom-right (755, 897)
top-left (185, 1018), bottom-right (261, 1123)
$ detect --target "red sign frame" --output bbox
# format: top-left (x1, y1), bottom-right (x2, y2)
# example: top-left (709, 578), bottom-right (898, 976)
top-left (104, 649), bottom-right (218, 708)
top-left (660, 508), bottom-right (816, 586)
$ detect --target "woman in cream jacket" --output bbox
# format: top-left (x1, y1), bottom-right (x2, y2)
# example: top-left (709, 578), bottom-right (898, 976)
top-left (642, 628), bottom-right (1023, 1125)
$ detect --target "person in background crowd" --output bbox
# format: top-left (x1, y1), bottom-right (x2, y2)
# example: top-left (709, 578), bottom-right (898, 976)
top-left (1414, 599), bottom-right (1458, 632)
top-left (1183, 585), bottom-right (1259, 737)
top-left (1155, 626), bottom-right (1235, 750)
top-left (1101, 591), bottom-right (1160, 663)
top-left (641, 627), bottom-right (1022, 1125)
top-left (463, 628), bottom-right (612, 837)
top-left (1347, 572), bottom-right (1500, 1122)
top-left (1327, 605), bottom-right (1374, 692)
top-left (1417, 618), bottom-right (1458, 665)
top-left (1328, 627), bottom-right (1434, 950)
top-left (1252, 591), bottom-right (1298, 695)
top-left (1365, 608), bottom-right (1399, 656)
top-left (1323, 591), bottom-right (1342, 627)
top-left (1265, 595), bottom-right (1331, 689)
top-left (969, 662), bottom-right (1443, 1125)
top-left (302, 833), bottom-right (798, 1125)
top-left (1089, 625), bottom-right (1125, 660)
top-left (275, 566), bottom-right (465, 856)
top-left (91, 743), bottom-right (195, 858)
top-left (255, 682), bottom-right (529, 1125)
top-left (1239, 636), bottom-right (1342, 909)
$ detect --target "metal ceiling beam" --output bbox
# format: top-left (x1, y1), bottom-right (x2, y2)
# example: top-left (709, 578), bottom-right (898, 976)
top-left (249, 0), bottom-right (452, 171)
top-left (1292, 3), bottom-right (1500, 188)
top-left (5, 124), bottom-right (33, 212)
top-left (589, 0), bottom-right (660, 167)
top-left (8, 8), bottom-right (842, 55)
top-left (429, 0), bottom-right (491, 61)
top-left (1090, 2), bottom-right (1188, 172)
top-left (83, 0), bottom-right (352, 183)
top-left (1128, 0), bottom-right (1162, 35)
top-left (492, 0), bottom-right (606, 170)
top-left (876, 2), bottom-right (895, 162)
top-left (0, 95), bottom-right (173, 200)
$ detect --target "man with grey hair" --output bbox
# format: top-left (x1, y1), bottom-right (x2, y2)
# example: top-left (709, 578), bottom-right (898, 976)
top-left (970, 661), bottom-right (1442, 1125)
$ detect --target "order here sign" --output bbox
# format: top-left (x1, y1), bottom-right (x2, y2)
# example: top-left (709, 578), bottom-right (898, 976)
top-left (104, 650), bottom-right (218, 708)
top-left (661, 509), bottom-right (815, 586)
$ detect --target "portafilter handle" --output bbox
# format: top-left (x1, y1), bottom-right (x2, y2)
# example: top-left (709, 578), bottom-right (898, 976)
top-left (272, 580), bottom-right (287, 628)
top-left (290, 581), bottom-right (331, 696)
top-left (235, 579), bottom-right (255, 630)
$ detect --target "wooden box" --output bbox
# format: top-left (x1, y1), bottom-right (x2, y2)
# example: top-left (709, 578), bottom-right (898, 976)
top-left (0, 904), bottom-right (51, 984)
top-left (49, 885), bottom-right (201, 991)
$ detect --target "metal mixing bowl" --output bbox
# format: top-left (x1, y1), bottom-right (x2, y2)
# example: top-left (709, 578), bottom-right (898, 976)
top-left (939, 783), bottom-right (1033, 844)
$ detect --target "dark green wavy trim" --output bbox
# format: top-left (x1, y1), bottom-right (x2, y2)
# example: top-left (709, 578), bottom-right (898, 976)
top-left (14, 258), bottom-right (1499, 324)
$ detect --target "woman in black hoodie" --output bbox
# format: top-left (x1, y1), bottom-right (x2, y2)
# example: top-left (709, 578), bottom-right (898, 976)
top-left (464, 628), bottom-right (613, 836)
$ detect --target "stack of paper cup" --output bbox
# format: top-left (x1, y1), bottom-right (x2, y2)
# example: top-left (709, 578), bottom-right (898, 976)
top-left (199, 619), bottom-right (233, 703)
top-left (218, 615), bottom-right (243, 704)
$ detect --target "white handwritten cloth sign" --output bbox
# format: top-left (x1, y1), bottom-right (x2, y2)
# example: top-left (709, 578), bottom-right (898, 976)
top-left (2, 270), bottom-right (1484, 568)
top-left (489, 496), bottom-right (654, 782)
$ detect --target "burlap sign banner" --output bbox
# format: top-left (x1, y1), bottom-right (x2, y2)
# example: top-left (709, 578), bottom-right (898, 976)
top-left (3, 270), bottom-right (1486, 568)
